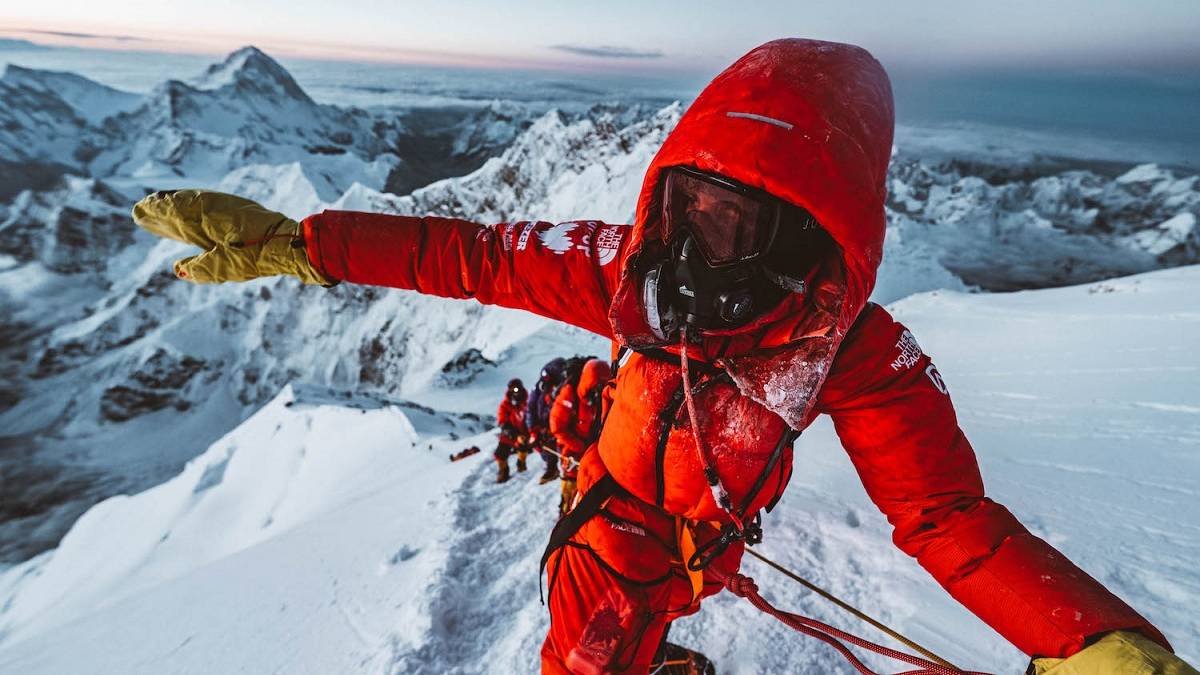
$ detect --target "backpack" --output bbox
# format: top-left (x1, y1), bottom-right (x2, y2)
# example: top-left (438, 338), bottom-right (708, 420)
top-left (552, 355), bottom-right (594, 402)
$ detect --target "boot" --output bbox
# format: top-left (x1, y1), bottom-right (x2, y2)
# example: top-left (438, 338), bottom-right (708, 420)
top-left (538, 456), bottom-right (559, 484)
top-left (516, 450), bottom-right (529, 473)
top-left (538, 448), bottom-right (559, 484)
top-left (496, 460), bottom-right (511, 484)
top-left (560, 478), bottom-right (578, 515)
top-left (651, 642), bottom-right (716, 675)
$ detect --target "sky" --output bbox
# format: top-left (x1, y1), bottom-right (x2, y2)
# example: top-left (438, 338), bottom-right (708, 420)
top-left (1, 0), bottom-right (1199, 75)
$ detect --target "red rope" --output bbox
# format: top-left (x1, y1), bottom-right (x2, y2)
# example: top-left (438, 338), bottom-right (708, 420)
top-left (679, 328), bottom-right (744, 531)
top-left (722, 573), bottom-right (993, 675)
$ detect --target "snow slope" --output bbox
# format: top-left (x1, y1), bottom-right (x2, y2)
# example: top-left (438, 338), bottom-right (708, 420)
top-left (1, 266), bottom-right (1195, 674)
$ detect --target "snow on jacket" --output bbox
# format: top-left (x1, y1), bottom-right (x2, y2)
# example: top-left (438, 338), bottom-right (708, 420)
top-left (302, 38), bottom-right (1166, 660)
top-left (496, 397), bottom-right (527, 444)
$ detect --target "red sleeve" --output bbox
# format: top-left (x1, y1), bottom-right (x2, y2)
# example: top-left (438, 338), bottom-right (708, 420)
top-left (815, 303), bottom-right (1167, 659)
top-left (549, 385), bottom-right (585, 458)
top-left (303, 212), bottom-right (628, 338)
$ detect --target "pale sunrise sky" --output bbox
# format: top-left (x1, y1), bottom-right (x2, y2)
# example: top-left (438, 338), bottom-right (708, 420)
top-left (2, 0), bottom-right (1198, 73)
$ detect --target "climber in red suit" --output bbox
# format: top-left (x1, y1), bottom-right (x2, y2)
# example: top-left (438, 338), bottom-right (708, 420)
top-left (549, 358), bottom-right (611, 515)
top-left (134, 39), bottom-right (1192, 675)
top-left (494, 378), bottom-right (529, 483)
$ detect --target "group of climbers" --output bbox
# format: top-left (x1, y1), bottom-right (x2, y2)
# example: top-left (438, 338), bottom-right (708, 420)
top-left (491, 356), bottom-right (614, 516)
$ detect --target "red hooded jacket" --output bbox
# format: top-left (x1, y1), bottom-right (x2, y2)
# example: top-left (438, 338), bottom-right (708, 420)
top-left (496, 396), bottom-right (527, 445)
top-left (302, 39), bottom-right (1166, 659)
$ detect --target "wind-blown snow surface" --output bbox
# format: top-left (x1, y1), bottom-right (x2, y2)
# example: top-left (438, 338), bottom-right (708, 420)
top-left (1, 266), bottom-right (1196, 674)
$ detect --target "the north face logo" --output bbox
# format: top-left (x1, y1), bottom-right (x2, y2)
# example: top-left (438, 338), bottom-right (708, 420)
top-left (594, 225), bottom-right (623, 266)
top-left (890, 330), bottom-right (923, 371)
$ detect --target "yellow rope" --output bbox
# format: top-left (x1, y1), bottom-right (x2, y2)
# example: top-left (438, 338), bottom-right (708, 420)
top-left (744, 547), bottom-right (961, 670)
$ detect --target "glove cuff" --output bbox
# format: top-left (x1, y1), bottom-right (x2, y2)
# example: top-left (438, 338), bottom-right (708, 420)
top-left (300, 214), bottom-right (339, 287)
top-left (259, 218), bottom-right (338, 286)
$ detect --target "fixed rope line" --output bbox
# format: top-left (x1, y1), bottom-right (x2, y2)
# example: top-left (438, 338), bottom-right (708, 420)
top-left (743, 547), bottom-right (962, 671)
top-left (532, 444), bottom-right (580, 470)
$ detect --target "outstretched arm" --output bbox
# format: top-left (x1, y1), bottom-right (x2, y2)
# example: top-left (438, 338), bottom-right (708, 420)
top-left (131, 191), bottom-right (628, 339)
top-left (816, 303), bottom-right (1167, 659)
top-left (304, 211), bottom-right (628, 338)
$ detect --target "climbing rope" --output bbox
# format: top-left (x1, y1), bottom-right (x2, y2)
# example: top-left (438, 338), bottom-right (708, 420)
top-left (536, 445), bottom-right (580, 470)
top-left (726, 551), bottom-right (993, 675)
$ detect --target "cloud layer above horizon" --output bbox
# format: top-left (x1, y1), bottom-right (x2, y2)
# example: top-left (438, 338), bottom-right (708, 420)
top-left (2, 0), bottom-right (1198, 74)
top-left (549, 44), bottom-right (663, 59)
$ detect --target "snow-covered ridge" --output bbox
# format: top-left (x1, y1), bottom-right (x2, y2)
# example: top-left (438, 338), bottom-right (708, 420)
top-left (0, 63), bottom-right (671, 565)
top-left (2, 65), bottom-right (140, 125)
top-left (330, 102), bottom-right (681, 225)
top-left (0, 65), bottom-right (103, 197)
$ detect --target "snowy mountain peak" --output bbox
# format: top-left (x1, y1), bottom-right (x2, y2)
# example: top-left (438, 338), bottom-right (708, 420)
top-left (191, 46), bottom-right (311, 103)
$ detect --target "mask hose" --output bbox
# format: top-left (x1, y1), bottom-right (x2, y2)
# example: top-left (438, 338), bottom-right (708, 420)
top-left (679, 326), bottom-right (744, 533)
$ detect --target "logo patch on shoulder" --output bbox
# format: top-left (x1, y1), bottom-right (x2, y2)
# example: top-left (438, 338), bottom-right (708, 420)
top-left (594, 225), bottom-right (623, 266)
top-left (890, 330), bottom-right (923, 371)
top-left (538, 222), bottom-right (582, 254)
top-left (925, 364), bottom-right (948, 394)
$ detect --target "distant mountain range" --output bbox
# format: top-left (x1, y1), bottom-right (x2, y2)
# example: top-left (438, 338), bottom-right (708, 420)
top-left (0, 45), bottom-right (1197, 565)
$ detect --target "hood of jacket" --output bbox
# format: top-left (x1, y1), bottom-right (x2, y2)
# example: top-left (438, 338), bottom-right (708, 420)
top-left (607, 38), bottom-right (894, 427)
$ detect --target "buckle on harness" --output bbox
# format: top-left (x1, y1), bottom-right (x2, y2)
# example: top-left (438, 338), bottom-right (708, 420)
top-left (686, 513), bottom-right (763, 572)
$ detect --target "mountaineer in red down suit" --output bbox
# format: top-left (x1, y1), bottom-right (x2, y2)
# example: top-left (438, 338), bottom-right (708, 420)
top-left (133, 39), bottom-right (1194, 675)
top-left (549, 358), bottom-right (611, 515)
top-left (495, 378), bottom-right (530, 483)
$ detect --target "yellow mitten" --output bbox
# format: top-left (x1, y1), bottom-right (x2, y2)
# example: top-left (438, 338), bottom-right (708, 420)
top-left (1031, 631), bottom-right (1197, 675)
top-left (132, 190), bottom-right (331, 285)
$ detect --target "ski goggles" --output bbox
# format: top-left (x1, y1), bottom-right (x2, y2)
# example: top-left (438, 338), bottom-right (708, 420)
top-left (661, 166), bottom-right (783, 267)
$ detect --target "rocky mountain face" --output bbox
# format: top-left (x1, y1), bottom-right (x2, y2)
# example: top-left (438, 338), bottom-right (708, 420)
top-left (0, 67), bottom-right (117, 199)
top-left (1, 46), bottom-right (1198, 564)
top-left (87, 47), bottom-right (407, 198)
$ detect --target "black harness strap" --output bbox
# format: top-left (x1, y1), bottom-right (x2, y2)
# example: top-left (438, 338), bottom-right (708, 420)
top-left (737, 428), bottom-right (801, 516)
top-left (539, 473), bottom-right (622, 602)
top-left (654, 385), bottom-right (686, 507)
